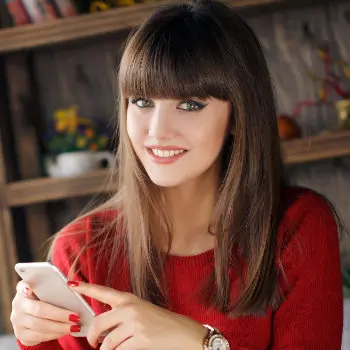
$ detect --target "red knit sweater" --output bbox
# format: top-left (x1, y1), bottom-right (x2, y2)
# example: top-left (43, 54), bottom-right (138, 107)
top-left (17, 187), bottom-right (343, 349)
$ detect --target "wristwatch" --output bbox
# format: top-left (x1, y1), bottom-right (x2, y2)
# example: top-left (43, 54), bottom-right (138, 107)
top-left (202, 324), bottom-right (230, 350)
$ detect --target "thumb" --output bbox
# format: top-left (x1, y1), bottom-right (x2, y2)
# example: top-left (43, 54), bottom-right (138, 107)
top-left (16, 281), bottom-right (38, 300)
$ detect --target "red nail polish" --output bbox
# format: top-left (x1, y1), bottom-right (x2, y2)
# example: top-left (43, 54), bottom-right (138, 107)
top-left (67, 281), bottom-right (79, 287)
top-left (70, 324), bottom-right (81, 333)
top-left (69, 314), bottom-right (80, 323)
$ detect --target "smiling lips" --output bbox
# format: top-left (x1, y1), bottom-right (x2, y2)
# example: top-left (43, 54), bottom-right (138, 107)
top-left (146, 146), bottom-right (187, 164)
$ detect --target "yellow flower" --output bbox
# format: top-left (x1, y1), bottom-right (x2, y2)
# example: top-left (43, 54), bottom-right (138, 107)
top-left (76, 137), bottom-right (87, 148)
top-left (55, 121), bottom-right (66, 132)
top-left (67, 119), bottom-right (78, 133)
top-left (54, 106), bottom-right (79, 133)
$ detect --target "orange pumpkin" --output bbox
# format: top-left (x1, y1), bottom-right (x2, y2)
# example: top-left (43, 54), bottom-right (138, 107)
top-left (277, 115), bottom-right (301, 140)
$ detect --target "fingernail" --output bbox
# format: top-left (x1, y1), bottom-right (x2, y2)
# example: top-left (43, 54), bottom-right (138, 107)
top-left (67, 281), bottom-right (79, 287)
top-left (23, 287), bottom-right (31, 296)
top-left (70, 324), bottom-right (81, 333)
top-left (69, 314), bottom-right (80, 323)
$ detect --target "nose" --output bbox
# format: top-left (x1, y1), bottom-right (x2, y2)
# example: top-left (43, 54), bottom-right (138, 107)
top-left (148, 106), bottom-right (175, 140)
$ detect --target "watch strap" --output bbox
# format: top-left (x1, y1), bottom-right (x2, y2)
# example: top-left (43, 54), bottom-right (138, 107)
top-left (202, 324), bottom-right (230, 350)
top-left (202, 324), bottom-right (219, 349)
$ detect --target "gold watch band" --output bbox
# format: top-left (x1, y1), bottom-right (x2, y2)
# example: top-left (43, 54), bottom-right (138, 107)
top-left (202, 324), bottom-right (218, 350)
top-left (202, 324), bottom-right (230, 350)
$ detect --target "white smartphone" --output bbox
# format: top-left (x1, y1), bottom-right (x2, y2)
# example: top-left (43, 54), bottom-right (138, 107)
top-left (15, 262), bottom-right (95, 337)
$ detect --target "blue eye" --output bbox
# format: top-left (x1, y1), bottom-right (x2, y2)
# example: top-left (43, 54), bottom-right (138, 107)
top-left (178, 100), bottom-right (207, 111)
top-left (130, 98), bottom-right (154, 108)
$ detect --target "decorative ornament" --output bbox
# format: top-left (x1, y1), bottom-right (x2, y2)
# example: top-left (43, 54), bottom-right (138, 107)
top-left (277, 115), bottom-right (301, 141)
top-left (296, 27), bottom-right (350, 131)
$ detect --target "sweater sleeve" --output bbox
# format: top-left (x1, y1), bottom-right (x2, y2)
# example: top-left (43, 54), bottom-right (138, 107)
top-left (17, 216), bottom-right (95, 350)
top-left (272, 193), bottom-right (343, 349)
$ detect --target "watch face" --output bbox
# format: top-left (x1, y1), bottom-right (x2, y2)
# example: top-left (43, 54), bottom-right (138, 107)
top-left (210, 334), bottom-right (230, 350)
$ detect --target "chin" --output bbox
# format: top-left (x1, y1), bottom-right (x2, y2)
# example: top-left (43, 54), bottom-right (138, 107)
top-left (144, 163), bottom-right (210, 189)
top-left (148, 174), bottom-right (186, 188)
top-left (144, 167), bottom-right (190, 187)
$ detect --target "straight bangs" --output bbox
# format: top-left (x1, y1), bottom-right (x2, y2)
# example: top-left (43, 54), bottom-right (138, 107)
top-left (119, 6), bottom-right (234, 101)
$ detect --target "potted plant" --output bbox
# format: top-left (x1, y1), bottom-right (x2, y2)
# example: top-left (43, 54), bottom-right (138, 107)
top-left (43, 106), bottom-right (114, 178)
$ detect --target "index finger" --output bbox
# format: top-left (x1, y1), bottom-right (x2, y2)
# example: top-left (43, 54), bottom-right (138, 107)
top-left (67, 281), bottom-right (133, 307)
top-left (24, 298), bottom-right (79, 324)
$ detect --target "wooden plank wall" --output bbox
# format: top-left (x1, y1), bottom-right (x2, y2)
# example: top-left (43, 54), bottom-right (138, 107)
top-left (247, 3), bottom-right (350, 256)
top-left (4, 53), bottom-right (52, 263)
top-left (31, 2), bottom-right (350, 250)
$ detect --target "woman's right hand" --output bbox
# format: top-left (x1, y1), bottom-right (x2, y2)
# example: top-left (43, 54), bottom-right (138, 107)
top-left (11, 280), bottom-right (81, 346)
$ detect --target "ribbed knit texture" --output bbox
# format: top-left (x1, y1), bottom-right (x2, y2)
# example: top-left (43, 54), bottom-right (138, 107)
top-left (17, 187), bottom-right (343, 349)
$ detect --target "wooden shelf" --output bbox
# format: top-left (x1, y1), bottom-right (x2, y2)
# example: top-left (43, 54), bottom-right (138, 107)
top-left (4, 130), bottom-right (350, 207)
top-left (0, 0), bottom-right (318, 54)
top-left (6, 168), bottom-right (113, 207)
top-left (282, 129), bottom-right (350, 164)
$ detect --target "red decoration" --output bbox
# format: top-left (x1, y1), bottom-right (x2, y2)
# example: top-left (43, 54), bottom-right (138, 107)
top-left (292, 46), bottom-right (350, 118)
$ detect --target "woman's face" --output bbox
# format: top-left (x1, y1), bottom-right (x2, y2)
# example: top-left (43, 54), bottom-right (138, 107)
top-left (127, 97), bottom-right (231, 187)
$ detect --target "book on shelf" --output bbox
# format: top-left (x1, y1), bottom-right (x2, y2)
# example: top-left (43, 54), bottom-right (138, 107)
top-left (21, 0), bottom-right (58, 23)
top-left (49, 0), bottom-right (77, 17)
top-left (1, 0), bottom-right (30, 26)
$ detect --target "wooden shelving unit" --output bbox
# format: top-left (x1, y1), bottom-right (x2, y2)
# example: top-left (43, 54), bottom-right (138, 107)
top-left (3, 129), bottom-right (350, 208)
top-left (0, 0), bottom-right (335, 54)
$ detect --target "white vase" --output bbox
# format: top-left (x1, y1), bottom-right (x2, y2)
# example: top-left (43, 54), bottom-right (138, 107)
top-left (45, 151), bottom-right (114, 178)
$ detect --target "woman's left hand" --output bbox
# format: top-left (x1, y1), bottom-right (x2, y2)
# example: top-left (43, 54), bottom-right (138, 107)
top-left (68, 281), bottom-right (207, 350)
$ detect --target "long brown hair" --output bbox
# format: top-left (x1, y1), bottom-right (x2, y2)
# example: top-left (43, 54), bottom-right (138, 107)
top-left (50, 0), bottom-right (286, 316)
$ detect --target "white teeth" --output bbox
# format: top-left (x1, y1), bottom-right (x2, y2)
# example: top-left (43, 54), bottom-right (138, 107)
top-left (151, 149), bottom-right (184, 157)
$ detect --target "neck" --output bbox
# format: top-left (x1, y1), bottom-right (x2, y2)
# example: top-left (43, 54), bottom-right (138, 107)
top-left (162, 166), bottom-right (219, 255)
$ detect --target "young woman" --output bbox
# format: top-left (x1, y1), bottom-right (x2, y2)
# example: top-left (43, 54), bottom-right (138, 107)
top-left (11, 0), bottom-right (343, 349)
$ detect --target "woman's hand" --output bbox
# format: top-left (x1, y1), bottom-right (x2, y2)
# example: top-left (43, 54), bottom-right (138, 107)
top-left (11, 281), bottom-right (81, 346)
top-left (68, 281), bottom-right (207, 350)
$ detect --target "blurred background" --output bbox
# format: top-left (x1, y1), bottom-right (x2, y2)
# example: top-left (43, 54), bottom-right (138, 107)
top-left (0, 0), bottom-right (350, 348)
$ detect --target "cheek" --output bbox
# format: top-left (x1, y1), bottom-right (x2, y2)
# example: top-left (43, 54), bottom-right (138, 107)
top-left (126, 111), bottom-right (146, 148)
top-left (191, 115), bottom-right (229, 154)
